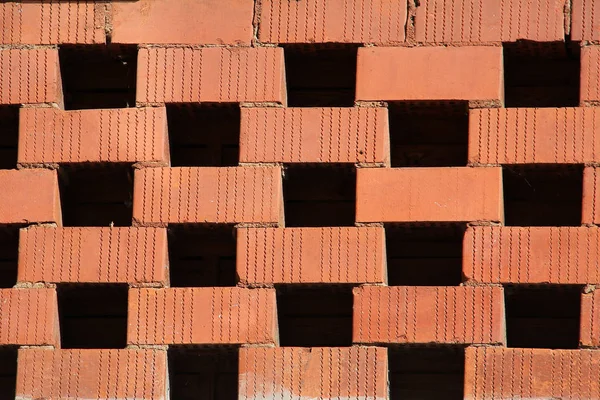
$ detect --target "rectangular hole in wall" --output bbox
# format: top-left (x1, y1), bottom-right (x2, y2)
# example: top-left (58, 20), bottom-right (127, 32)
top-left (0, 106), bottom-right (19, 170)
top-left (0, 347), bottom-right (17, 400)
top-left (0, 228), bottom-right (18, 289)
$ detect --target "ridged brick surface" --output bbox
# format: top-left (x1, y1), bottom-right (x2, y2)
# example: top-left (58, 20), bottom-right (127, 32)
top-left (16, 348), bottom-right (167, 400)
top-left (128, 287), bottom-right (277, 345)
top-left (464, 226), bottom-right (600, 284)
top-left (133, 167), bottom-right (283, 225)
top-left (583, 167), bottom-right (600, 224)
top-left (237, 227), bottom-right (385, 285)
top-left (0, 288), bottom-right (59, 346)
top-left (239, 347), bottom-right (388, 400)
top-left (136, 47), bottom-right (286, 104)
top-left (240, 107), bottom-right (389, 164)
top-left (353, 286), bottom-right (505, 345)
top-left (18, 107), bottom-right (169, 165)
top-left (18, 226), bottom-right (168, 285)
top-left (464, 347), bottom-right (600, 399)
top-left (572, 0), bottom-right (600, 42)
top-left (581, 290), bottom-right (600, 347)
top-left (582, 46), bottom-right (600, 105)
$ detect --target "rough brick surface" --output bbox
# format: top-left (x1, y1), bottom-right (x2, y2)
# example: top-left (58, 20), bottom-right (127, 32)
top-left (572, 0), bottom-right (600, 42)
top-left (240, 107), bottom-right (389, 164)
top-left (128, 287), bottom-right (277, 345)
top-left (18, 226), bottom-right (168, 285)
top-left (239, 347), bottom-right (388, 400)
top-left (237, 227), bottom-right (385, 285)
top-left (583, 167), bottom-right (600, 224)
top-left (581, 46), bottom-right (600, 105)
top-left (353, 285), bottom-right (505, 345)
top-left (16, 348), bottom-right (167, 399)
top-left (356, 167), bottom-right (503, 223)
top-left (581, 290), bottom-right (600, 347)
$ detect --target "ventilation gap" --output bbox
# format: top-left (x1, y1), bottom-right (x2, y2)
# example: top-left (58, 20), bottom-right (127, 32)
top-left (0, 347), bottom-right (17, 400)
top-left (0, 228), bottom-right (18, 289)
top-left (167, 104), bottom-right (240, 167)
top-left (389, 101), bottom-right (469, 167)
top-left (503, 165), bottom-right (583, 226)
top-left (505, 284), bottom-right (582, 349)
top-left (283, 165), bottom-right (356, 227)
top-left (57, 284), bottom-right (128, 349)
top-left (0, 106), bottom-right (19, 170)
top-left (283, 44), bottom-right (358, 107)
top-left (59, 44), bottom-right (137, 110)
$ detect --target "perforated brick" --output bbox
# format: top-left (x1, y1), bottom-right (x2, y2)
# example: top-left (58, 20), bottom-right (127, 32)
top-left (581, 290), bottom-right (600, 347)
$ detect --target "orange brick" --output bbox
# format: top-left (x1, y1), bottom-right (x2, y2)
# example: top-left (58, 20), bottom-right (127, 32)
top-left (572, 0), bottom-right (600, 42)
top-left (0, 169), bottom-right (62, 225)
top-left (0, 48), bottom-right (63, 105)
top-left (239, 347), bottom-right (388, 399)
top-left (464, 226), bottom-right (600, 284)
top-left (137, 47), bottom-right (286, 104)
top-left (356, 46), bottom-right (503, 105)
top-left (18, 107), bottom-right (168, 165)
top-left (356, 167), bottom-right (503, 223)
top-left (353, 285), bottom-right (505, 345)
top-left (581, 46), bottom-right (600, 106)
top-left (583, 167), bottom-right (600, 224)
top-left (132, 167), bottom-right (283, 225)
top-left (16, 348), bottom-right (167, 399)
top-left (17, 226), bottom-right (168, 285)
top-left (464, 347), bottom-right (600, 399)
top-left (240, 107), bottom-right (389, 164)
top-left (0, 288), bottom-right (59, 346)
top-left (128, 287), bottom-right (277, 345)
top-left (581, 290), bottom-right (600, 347)
top-left (237, 227), bottom-right (386, 285)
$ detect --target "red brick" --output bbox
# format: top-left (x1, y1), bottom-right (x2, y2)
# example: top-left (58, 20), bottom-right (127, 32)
top-left (237, 226), bottom-right (385, 285)
top-left (0, 288), bottom-right (59, 346)
top-left (240, 107), bottom-right (389, 164)
top-left (581, 46), bottom-right (600, 106)
top-left (572, 0), bottom-right (600, 42)
top-left (16, 348), bottom-right (167, 399)
top-left (239, 347), bottom-right (388, 399)
top-left (356, 167), bottom-right (503, 223)
top-left (0, 169), bottom-right (62, 225)
top-left (0, 48), bottom-right (63, 105)
top-left (356, 46), bottom-right (503, 105)
top-left (128, 287), bottom-right (277, 345)
top-left (583, 167), bottom-right (600, 224)
top-left (18, 107), bottom-right (169, 165)
top-left (17, 226), bottom-right (168, 285)
top-left (258, 0), bottom-right (406, 44)
top-left (133, 167), bottom-right (283, 226)
top-left (137, 47), bottom-right (286, 104)
top-left (353, 285), bottom-right (505, 345)
top-left (464, 347), bottom-right (600, 399)
top-left (581, 290), bottom-right (600, 347)
top-left (465, 226), bottom-right (600, 284)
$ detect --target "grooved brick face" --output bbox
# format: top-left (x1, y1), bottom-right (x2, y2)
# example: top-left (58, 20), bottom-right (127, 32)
top-left (581, 46), bottom-right (600, 105)
top-left (581, 290), bottom-right (600, 347)
top-left (572, 0), bottom-right (600, 41)
top-left (583, 167), bottom-right (600, 224)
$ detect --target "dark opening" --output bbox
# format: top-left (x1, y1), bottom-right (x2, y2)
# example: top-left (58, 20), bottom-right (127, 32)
top-left (283, 44), bottom-right (358, 107)
top-left (59, 44), bottom-right (137, 110)
top-left (167, 104), bottom-right (240, 167)
top-left (57, 284), bottom-right (128, 349)
top-left (0, 228), bottom-right (18, 288)
top-left (168, 225), bottom-right (237, 287)
top-left (505, 284), bottom-right (582, 349)
top-left (388, 101), bottom-right (469, 167)
top-left (276, 285), bottom-right (353, 347)
top-left (168, 347), bottom-right (238, 400)
top-left (503, 165), bottom-right (583, 226)
top-left (503, 41), bottom-right (580, 107)
top-left (0, 106), bottom-right (19, 170)
top-left (0, 348), bottom-right (17, 400)
top-left (58, 163), bottom-right (133, 227)
top-left (283, 165), bottom-right (356, 227)
top-left (389, 346), bottom-right (465, 400)
top-left (386, 224), bottom-right (465, 286)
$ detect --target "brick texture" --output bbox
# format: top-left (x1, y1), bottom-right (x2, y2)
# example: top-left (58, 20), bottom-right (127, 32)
top-left (572, 0), bottom-right (600, 42)
top-left (581, 290), bottom-right (600, 347)
top-left (583, 167), bottom-right (600, 224)
top-left (581, 46), bottom-right (600, 105)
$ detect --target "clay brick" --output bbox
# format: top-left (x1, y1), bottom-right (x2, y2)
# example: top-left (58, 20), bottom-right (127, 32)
top-left (0, 288), bottom-right (59, 346)
top-left (0, 48), bottom-right (63, 105)
top-left (133, 167), bottom-right (283, 225)
top-left (464, 347), bottom-right (600, 399)
top-left (581, 46), bottom-right (600, 105)
top-left (18, 226), bottom-right (168, 285)
top-left (353, 285), bottom-right (505, 345)
top-left (18, 107), bottom-right (169, 165)
top-left (237, 226), bottom-right (385, 285)
top-left (356, 46), bottom-right (503, 105)
top-left (583, 167), bottom-right (600, 224)
top-left (258, 0), bottom-right (406, 44)
top-left (240, 107), bottom-right (389, 164)
top-left (0, 169), bottom-right (61, 225)
top-left (356, 167), bottom-right (503, 223)
top-left (464, 226), bottom-right (600, 284)
top-left (239, 347), bottom-right (388, 399)
top-left (112, 0), bottom-right (253, 45)
top-left (16, 348), bottom-right (167, 399)
top-left (137, 47), bottom-right (286, 104)
top-left (469, 107), bottom-right (600, 165)
top-left (572, 0), bottom-right (600, 42)
top-left (128, 287), bottom-right (277, 345)
top-left (581, 290), bottom-right (600, 347)
top-left (0, 1), bottom-right (104, 45)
